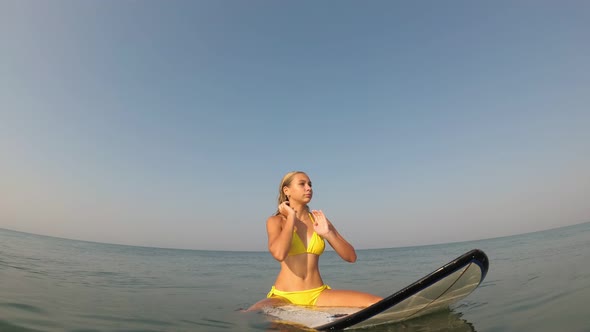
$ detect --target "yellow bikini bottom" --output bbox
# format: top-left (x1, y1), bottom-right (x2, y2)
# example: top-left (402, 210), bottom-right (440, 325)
top-left (267, 285), bottom-right (331, 306)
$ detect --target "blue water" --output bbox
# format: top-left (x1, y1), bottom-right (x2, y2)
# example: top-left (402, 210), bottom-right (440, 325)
top-left (1, 222), bottom-right (589, 331)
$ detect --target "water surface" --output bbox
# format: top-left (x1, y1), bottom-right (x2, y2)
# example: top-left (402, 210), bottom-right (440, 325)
top-left (1, 222), bottom-right (589, 331)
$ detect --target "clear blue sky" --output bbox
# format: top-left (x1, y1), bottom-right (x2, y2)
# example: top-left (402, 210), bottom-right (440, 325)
top-left (2, 1), bottom-right (589, 251)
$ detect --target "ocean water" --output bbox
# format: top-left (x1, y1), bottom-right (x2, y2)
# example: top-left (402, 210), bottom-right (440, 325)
top-left (1, 222), bottom-right (589, 332)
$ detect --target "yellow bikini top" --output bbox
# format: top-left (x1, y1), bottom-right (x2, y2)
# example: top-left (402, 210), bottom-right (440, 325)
top-left (288, 213), bottom-right (325, 256)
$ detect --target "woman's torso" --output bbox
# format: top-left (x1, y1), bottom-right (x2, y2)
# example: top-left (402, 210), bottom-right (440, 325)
top-left (273, 216), bottom-right (325, 291)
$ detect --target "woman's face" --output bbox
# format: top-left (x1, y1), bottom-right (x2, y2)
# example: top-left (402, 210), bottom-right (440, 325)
top-left (285, 173), bottom-right (313, 203)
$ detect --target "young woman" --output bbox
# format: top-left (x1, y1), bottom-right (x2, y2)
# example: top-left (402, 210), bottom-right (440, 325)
top-left (249, 171), bottom-right (382, 310)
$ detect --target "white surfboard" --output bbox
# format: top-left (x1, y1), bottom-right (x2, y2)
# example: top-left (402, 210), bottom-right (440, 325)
top-left (262, 249), bottom-right (489, 330)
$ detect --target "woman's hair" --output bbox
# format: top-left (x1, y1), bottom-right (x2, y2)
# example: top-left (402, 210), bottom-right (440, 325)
top-left (275, 171), bottom-right (307, 215)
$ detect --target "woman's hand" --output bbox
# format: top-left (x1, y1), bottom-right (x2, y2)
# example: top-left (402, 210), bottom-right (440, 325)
top-left (311, 210), bottom-right (333, 237)
top-left (311, 209), bottom-right (357, 262)
top-left (278, 201), bottom-right (295, 217)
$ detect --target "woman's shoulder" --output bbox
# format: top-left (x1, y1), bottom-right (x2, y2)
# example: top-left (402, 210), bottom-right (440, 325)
top-left (266, 214), bottom-right (285, 227)
top-left (267, 214), bottom-right (284, 222)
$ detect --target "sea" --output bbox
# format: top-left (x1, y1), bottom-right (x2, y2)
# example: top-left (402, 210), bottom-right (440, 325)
top-left (1, 221), bottom-right (589, 332)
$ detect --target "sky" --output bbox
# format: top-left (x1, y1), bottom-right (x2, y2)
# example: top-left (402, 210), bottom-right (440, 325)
top-left (1, 1), bottom-right (589, 251)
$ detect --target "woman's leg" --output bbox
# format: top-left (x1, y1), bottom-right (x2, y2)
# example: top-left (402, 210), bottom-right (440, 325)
top-left (315, 289), bottom-right (382, 307)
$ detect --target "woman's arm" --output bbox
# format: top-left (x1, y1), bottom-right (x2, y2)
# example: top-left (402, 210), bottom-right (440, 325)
top-left (311, 210), bottom-right (357, 263)
top-left (267, 203), bottom-right (296, 261)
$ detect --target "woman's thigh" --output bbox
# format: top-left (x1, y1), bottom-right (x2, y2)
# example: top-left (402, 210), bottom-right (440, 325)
top-left (315, 289), bottom-right (382, 307)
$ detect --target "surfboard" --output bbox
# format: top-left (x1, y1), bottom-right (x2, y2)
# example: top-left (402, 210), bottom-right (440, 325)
top-left (262, 249), bottom-right (489, 330)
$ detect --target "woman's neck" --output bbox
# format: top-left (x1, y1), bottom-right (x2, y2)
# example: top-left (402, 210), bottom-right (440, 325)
top-left (289, 202), bottom-right (309, 219)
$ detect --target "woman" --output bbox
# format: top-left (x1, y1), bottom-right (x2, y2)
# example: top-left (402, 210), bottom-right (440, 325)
top-left (250, 171), bottom-right (382, 310)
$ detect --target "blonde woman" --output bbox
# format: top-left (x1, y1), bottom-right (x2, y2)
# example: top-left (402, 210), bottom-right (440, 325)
top-left (250, 171), bottom-right (381, 310)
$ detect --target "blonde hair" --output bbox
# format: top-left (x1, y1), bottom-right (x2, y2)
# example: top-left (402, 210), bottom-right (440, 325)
top-left (275, 171), bottom-right (308, 215)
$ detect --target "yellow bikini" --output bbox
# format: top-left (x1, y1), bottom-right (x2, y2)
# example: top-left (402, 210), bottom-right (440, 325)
top-left (288, 229), bottom-right (325, 256)
top-left (287, 213), bottom-right (325, 256)
top-left (267, 285), bottom-right (331, 306)
top-left (267, 213), bottom-right (330, 305)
